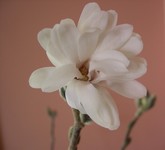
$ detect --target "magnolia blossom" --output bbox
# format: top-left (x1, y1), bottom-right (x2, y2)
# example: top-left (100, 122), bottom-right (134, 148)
top-left (29, 3), bottom-right (147, 130)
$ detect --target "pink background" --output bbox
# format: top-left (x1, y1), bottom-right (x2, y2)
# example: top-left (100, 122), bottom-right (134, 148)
top-left (0, 0), bottom-right (165, 150)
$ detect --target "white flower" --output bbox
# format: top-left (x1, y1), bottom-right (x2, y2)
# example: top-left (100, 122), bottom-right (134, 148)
top-left (29, 2), bottom-right (147, 130)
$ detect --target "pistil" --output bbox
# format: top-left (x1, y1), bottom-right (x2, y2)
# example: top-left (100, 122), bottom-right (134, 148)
top-left (77, 65), bottom-right (89, 81)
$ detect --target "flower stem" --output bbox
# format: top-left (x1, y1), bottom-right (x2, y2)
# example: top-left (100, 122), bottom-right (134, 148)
top-left (68, 109), bottom-right (84, 150)
top-left (121, 93), bottom-right (156, 150)
top-left (47, 108), bottom-right (57, 150)
top-left (121, 109), bottom-right (143, 150)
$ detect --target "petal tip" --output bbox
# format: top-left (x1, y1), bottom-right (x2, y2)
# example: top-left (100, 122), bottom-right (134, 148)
top-left (29, 71), bottom-right (40, 89)
top-left (102, 118), bottom-right (120, 130)
top-left (108, 122), bottom-right (120, 130)
top-left (85, 2), bottom-right (100, 8)
top-left (37, 28), bottom-right (51, 50)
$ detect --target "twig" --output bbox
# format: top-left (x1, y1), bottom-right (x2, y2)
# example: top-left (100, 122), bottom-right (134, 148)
top-left (47, 108), bottom-right (57, 150)
top-left (121, 109), bottom-right (142, 150)
top-left (68, 109), bottom-right (84, 150)
top-left (121, 93), bottom-right (156, 150)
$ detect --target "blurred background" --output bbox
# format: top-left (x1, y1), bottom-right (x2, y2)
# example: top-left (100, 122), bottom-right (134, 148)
top-left (0, 0), bottom-right (165, 150)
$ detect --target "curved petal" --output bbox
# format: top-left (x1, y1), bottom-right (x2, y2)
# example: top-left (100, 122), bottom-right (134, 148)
top-left (110, 80), bottom-right (147, 99)
top-left (48, 24), bottom-right (73, 66)
top-left (115, 57), bottom-right (147, 81)
top-left (98, 57), bottom-right (147, 84)
top-left (68, 80), bottom-right (120, 130)
top-left (37, 28), bottom-right (51, 51)
top-left (29, 64), bottom-right (82, 92)
top-left (97, 24), bottom-right (133, 51)
top-left (106, 10), bottom-right (118, 30)
top-left (57, 19), bottom-right (80, 64)
top-left (37, 25), bottom-right (69, 66)
top-left (78, 29), bottom-right (101, 62)
top-left (78, 3), bottom-right (109, 32)
top-left (78, 2), bottom-right (100, 28)
top-left (46, 52), bottom-right (64, 66)
top-left (66, 80), bottom-right (86, 114)
top-left (89, 59), bottom-right (128, 76)
top-left (93, 10), bottom-right (118, 42)
top-left (49, 19), bottom-right (80, 65)
top-left (119, 33), bottom-right (143, 56)
top-left (92, 49), bottom-right (130, 67)
top-left (48, 39), bottom-right (71, 66)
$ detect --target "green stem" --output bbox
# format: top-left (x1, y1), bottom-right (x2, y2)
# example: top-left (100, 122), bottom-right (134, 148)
top-left (68, 109), bottom-right (84, 150)
top-left (121, 109), bottom-right (143, 150)
top-left (121, 93), bottom-right (156, 150)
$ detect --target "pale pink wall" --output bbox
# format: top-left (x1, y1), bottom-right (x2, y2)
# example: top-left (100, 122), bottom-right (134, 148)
top-left (0, 0), bottom-right (165, 150)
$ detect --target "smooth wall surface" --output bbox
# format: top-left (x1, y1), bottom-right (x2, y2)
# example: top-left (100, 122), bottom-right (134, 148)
top-left (0, 0), bottom-right (165, 150)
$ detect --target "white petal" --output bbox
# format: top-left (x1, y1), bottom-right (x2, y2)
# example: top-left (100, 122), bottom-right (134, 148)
top-left (117, 57), bottom-right (147, 81)
top-left (29, 67), bottom-right (53, 89)
top-left (120, 33), bottom-right (143, 56)
top-left (78, 29), bottom-right (100, 62)
top-left (92, 50), bottom-right (130, 67)
top-left (95, 57), bottom-right (147, 85)
top-left (68, 80), bottom-right (120, 130)
top-left (78, 2), bottom-right (100, 28)
top-left (46, 52), bottom-right (63, 66)
top-left (37, 28), bottom-right (51, 51)
top-left (49, 24), bottom-right (72, 66)
top-left (48, 40), bottom-right (71, 66)
top-left (57, 19), bottom-right (80, 64)
top-left (106, 10), bottom-right (118, 30)
top-left (90, 71), bottom-right (107, 84)
top-left (66, 80), bottom-right (86, 114)
top-left (82, 11), bottom-right (109, 32)
top-left (37, 26), bottom-right (67, 66)
top-left (78, 3), bottom-right (109, 32)
top-left (50, 19), bottom-right (80, 65)
top-left (97, 24), bottom-right (133, 51)
top-left (110, 80), bottom-right (147, 99)
top-left (29, 64), bottom-right (82, 92)
top-left (90, 59), bottom-right (128, 75)
top-left (93, 10), bottom-right (118, 42)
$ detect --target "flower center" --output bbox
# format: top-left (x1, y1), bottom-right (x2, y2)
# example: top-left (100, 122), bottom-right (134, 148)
top-left (77, 65), bottom-right (89, 81)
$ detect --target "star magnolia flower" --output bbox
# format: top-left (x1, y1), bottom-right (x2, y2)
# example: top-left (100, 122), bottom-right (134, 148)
top-left (29, 2), bottom-right (147, 130)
